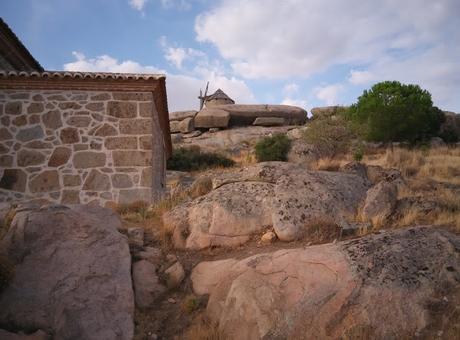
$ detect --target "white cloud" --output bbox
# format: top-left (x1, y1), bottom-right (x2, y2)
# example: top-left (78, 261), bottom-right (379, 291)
top-left (195, 0), bottom-right (460, 109)
top-left (283, 83), bottom-right (299, 96)
top-left (281, 97), bottom-right (308, 110)
top-left (314, 84), bottom-right (343, 106)
top-left (348, 70), bottom-right (375, 85)
top-left (129, 0), bottom-right (148, 11)
top-left (160, 37), bottom-right (206, 69)
top-left (63, 52), bottom-right (254, 112)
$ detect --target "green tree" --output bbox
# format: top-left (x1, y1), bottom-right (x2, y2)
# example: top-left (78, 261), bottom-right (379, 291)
top-left (346, 81), bottom-right (444, 142)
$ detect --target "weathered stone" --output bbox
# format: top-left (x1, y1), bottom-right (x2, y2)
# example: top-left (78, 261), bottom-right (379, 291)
top-left (58, 102), bottom-right (82, 110)
top-left (107, 101), bottom-right (137, 118)
top-left (47, 94), bottom-right (66, 101)
top-left (73, 152), bottom-right (106, 168)
top-left (48, 147), bottom-right (72, 167)
top-left (0, 329), bottom-right (49, 340)
top-left (139, 135), bottom-right (152, 150)
top-left (90, 141), bottom-right (102, 150)
top-left (90, 93), bottom-right (111, 101)
top-left (140, 167), bottom-right (152, 187)
top-left (29, 170), bottom-right (60, 193)
top-left (0, 143), bottom-right (9, 154)
top-left (362, 181), bottom-right (398, 225)
top-left (132, 260), bottom-right (166, 309)
top-left (60, 127), bottom-right (80, 144)
top-left (119, 119), bottom-right (152, 134)
top-left (113, 92), bottom-right (152, 101)
top-left (63, 174), bottom-right (81, 187)
top-left (94, 123), bottom-right (118, 137)
top-left (261, 231), bottom-right (277, 243)
top-left (135, 246), bottom-right (162, 265)
top-left (32, 94), bottom-right (44, 101)
top-left (67, 116), bottom-right (91, 127)
top-left (0, 128), bottom-right (12, 141)
top-left (83, 169), bottom-right (111, 191)
top-left (194, 108), bottom-right (230, 128)
top-left (139, 102), bottom-right (154, 117)
top-left (253, 117), bottom-right (285, 126)
top-left (17, 149), bottom-right (46, 166)
top-left (170, 117), bottom-right (194, 133)
top-left (0, 155), bottom-right (13, 167)
top-left (28, 114), bottom-right (41, 124)
top-left (42, 110), bottom-right (63, 129)
top-left (113, 151), bottom-right (151, 166)
top-left (27, 102), bottom-right (44, 114)
top-left (105, 136), bottom-right (137, 150)
top-left (61, 190), bottom-right (81, 204)
top-left (73, 143), bottom-right (89, 151)
top-left (169, 110), bottom-right (198, 121)
top-left (191, 227), bottom-right (459, 340)
top-left (16, 126), bottom-right (44, 142)
top-left (24, 140), bottom-right (53, 149)
top-left (0, 205), bottom-right (134, 340)
top-left (164, 261), bottom-right (185, 289)
top-left (0, 168), bottom-right (27, 192)
top-left (127, 227), bottom-right (144, 247)
top-left (5, 101), bottom-right (22, 115)
top-left (221, 104), bottom-right (307, 125)
top-left (86, 102), bottom-right (104, 112)
top-left (183, 130), bottom-right (202, 138)
top-left (0, 116), bottom-right (10, 127)
top-left (112, 173), bottom-right (133, 188)
top-left (12, 115), bottom-right (27, 126)
top-left (118, 188), bottom-right (152, 204)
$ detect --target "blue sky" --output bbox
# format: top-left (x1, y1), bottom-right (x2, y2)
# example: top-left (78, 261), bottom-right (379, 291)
top-left (1, 0), bottom-right (459, 112)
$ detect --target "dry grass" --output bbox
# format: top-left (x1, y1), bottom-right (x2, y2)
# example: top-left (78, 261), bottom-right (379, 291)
top-left (313, 158), bottom-right (344, 171)
top-left (367, 146), bottom-right (460, 184)
top-left (301, 217), bottom-right (342, 243)
top-left (183, 316), bottom-right (226, 340)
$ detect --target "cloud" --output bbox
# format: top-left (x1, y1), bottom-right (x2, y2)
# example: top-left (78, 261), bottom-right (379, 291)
top-left (281, 97), bottom-right (308, 110)
top-left (283, 83), bottom-right (299, 96)
top-left (160, 37), bottom-right (206, 69)
top-left (129, 0), bottom-right (148, 11)
top-left (195, 0), bottom-right (460, 109)
top-left (314, 84), bottom-right (343, 106)
top-left (63, 52), bottom-right (254, 112)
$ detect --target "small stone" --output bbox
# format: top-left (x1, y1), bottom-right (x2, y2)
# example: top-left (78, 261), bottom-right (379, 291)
top-left (261, 231), bottom-right (277, 243)
top-left (86, 102), bottom-right (105, 112)
top-left (63, 174), bottom-right (81, 187)
top-left (12, 115), bottom-right (27, 126)
top-left (27, 102), bottom-right (44, 114)
top-left (128, 227), bottom-right (144, 248)
top-left (73, 152), bottom-right (106, 168)
top-left (0, 128), bottom-right (12, 141)
top-left (209, 128), bottom-right (220, 133)
top-left (29, 170), bottom-right (60, 193)
top-left (167, 298), bottom-right (176, 304)
top-left (93, 123), bottom-right (118, 137)
top-left (48, 147), bottom-right (72, 167)
top-left (17, 149), bottom-right (46, 166)
top-left (107, 101), bottom-right (137, 118)
top-left (5, 102), bottom-right (22, 115)
top-left (61, 190), bottom-right (81, 204)
top-left (183, 130), bottom-right (202, 139)
top-left (111, 173), bottom-right (133, 188)
top-left (66, 116), bottom-right (91, 127)
top-left (0, 155), bottom-right (13, 167)
top-left (16, 125), bottom-right (44, 142)
top-left (60, 127), bottom-right (80, 144)
top-left (83, 169), bottom-right (111, 191)
top-left (42, 110), bottom-right (63, 129)
top-left (164, 261), bottom-right (185, 289)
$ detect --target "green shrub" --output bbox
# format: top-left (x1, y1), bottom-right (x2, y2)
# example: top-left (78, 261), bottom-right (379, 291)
top-left (167, 147), bottom-right (235, 171)
top-left (439, 127), bottom-right (459, 144)
top-left (254, 134), bottom-right (291, 162)
top-left (304, 114), bottom-right (356, 158)
top-left (346, 81), bottom-right (444, 143)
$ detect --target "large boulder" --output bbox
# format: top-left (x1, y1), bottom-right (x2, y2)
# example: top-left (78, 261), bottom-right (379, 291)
top-left (169, 117), bottom-right (194, 133)
top-left (163, 162), bottom-right (370, 248)
top-left (217, 104), bottom-right (307, 126)
top-left (191, 226), bottom-right (460, 339)
top-left (194, 108), bottom-right (230, 128)
top-left (361, 180), bottom-right (398, 225)
top-left (0, 204), bottom-right (134, 340)
top-left (169, 110), bottom-right (197, 122)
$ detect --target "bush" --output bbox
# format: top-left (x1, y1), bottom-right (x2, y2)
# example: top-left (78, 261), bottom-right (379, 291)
top-left (303, 114), bottom-right (356, 158)
top-left (167, 147), bottom-right (235, 171)
top-left (254, 134), bottom-right (291, 162)
top-left (346, 81), bottom-right (444, 143)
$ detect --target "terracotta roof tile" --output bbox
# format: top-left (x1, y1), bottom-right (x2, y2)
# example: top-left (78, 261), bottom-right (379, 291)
top-left (0, 70), bottom-right (165, 80)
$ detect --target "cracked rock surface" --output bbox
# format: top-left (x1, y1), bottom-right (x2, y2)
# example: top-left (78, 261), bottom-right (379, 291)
top-left (191, 226), bottom-right (460, 339)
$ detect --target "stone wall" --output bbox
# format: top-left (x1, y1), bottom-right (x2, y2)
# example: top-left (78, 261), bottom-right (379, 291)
top-left (0, 89), bottom-right (162, 206)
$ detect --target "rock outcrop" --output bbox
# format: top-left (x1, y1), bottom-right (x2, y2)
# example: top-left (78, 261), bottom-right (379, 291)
top-left (164, 162), bottom-right (370, 248)
top-left (0, 204), bottom-right (134, 340)
top-left (191, 226), bottom-right (460, 339)
top-left (219, 104), bottom-right (307, 126)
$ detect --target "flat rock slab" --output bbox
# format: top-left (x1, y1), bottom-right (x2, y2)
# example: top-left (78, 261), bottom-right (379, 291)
top-left (191, 226), bottom-right (460, 339)
top-left (164, 162), bottom-right (369, 248)
top-left (0, 204), bottom-right (134, 340)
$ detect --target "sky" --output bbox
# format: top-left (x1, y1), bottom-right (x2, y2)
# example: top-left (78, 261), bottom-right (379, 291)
top-left (1, 0), bottom-right (459, 112)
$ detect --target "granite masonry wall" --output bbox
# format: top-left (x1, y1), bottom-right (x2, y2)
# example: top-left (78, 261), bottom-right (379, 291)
top-left (0, 89), bottom-right (160, 206)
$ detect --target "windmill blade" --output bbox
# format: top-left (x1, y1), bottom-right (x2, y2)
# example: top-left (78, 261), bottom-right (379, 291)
top-left (204, 81), bottom-right (209, 98)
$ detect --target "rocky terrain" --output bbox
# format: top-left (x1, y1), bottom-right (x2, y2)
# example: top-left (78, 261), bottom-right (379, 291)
top-left (1, 107), bottom-right (459, 339)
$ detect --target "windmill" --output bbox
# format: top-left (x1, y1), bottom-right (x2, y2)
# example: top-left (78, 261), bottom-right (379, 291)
top-left (198, 81), bottom-right (209, 110)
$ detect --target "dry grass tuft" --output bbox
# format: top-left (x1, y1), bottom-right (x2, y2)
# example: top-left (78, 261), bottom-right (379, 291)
top-left (302, 217), bottom-right (342, 243)
top-left (183, 316), bottom-right (226, 340)
top-left (313, 158), bottom-right (343, 171)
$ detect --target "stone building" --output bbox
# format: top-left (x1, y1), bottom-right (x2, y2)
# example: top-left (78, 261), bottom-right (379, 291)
top-left (0, 19), bottom-right (171, 206)
top-left (202, 88), bottom-right (235, 108)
